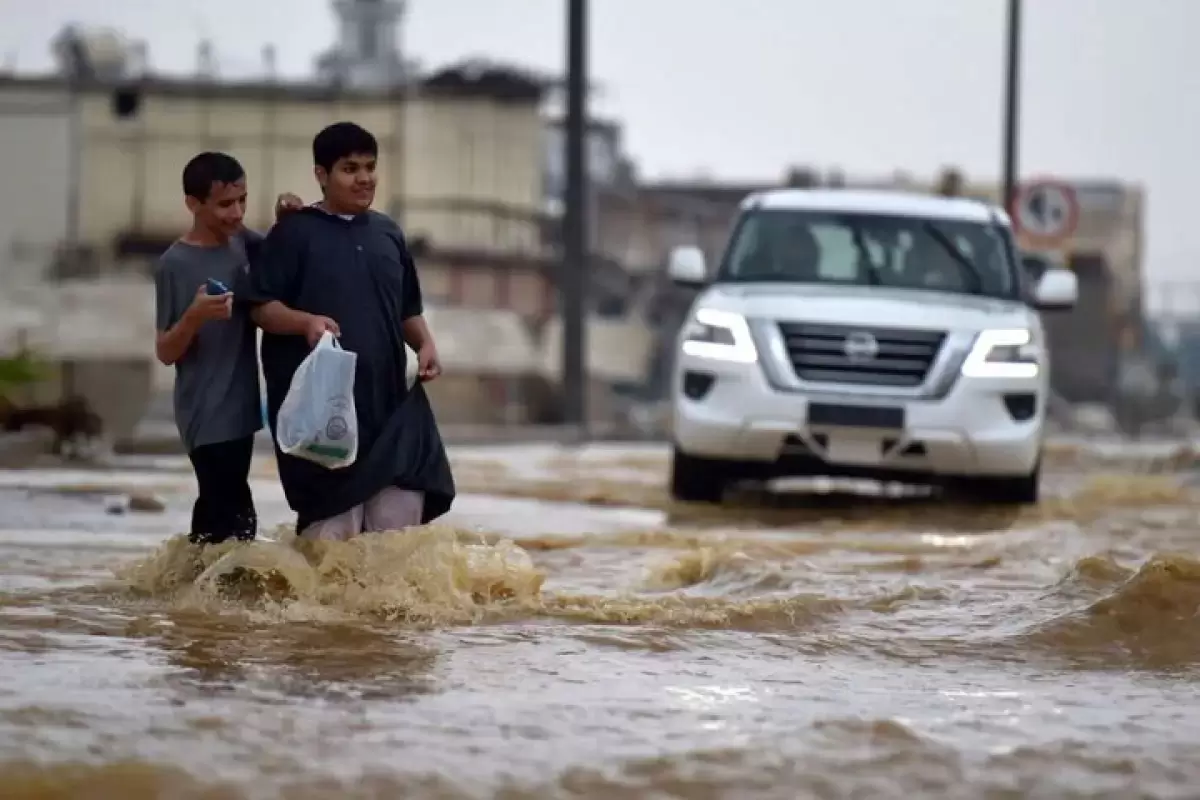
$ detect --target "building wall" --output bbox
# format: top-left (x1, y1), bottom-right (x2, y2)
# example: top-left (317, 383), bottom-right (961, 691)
top-left (0, 78), bottom-right (549, 440)
top-left (0, 86), bottom-right (71, 285)
top-left (72, 87), bottom-right (544, 255)
top-left (406, 96), bottom-right (544, 254)
top-left (419, 262), bottom-right (551, 318)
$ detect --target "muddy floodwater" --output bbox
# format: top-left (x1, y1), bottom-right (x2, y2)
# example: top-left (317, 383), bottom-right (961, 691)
top-left (3, 440), bottom-right (1200, 799)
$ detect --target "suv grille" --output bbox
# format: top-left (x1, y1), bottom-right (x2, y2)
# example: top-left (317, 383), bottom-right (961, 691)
top-left (777, 322), bottom-right (946, 387)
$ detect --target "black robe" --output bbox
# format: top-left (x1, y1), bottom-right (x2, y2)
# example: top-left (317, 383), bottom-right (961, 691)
top-left (241, 206), bottom-right (455, 531)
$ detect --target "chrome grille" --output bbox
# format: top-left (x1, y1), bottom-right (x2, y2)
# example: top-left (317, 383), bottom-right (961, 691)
top-left (777, 322), bottom-right (946, 387)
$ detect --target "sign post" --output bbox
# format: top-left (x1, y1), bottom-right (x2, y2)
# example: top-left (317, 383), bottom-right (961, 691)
top-left (561, 0), bottom-right (589, 436)
top-left (1013, 178), bottom-right (1080, 250)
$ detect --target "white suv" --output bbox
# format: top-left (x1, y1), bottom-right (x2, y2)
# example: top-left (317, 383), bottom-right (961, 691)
top-left (667, 188), bottom-right (1078, 505)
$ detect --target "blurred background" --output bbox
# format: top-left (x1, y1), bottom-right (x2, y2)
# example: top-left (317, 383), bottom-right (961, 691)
top-left (0, 0), bottom-right (1197, 459)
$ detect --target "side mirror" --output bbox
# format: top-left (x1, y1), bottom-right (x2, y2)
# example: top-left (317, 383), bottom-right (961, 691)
top-left (1033, 267), bottom-right (1077, 311)
top-left (667, 246), bottom-right (707, 286)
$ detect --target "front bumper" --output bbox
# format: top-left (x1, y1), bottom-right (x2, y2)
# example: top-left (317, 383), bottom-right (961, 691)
top-left (672, 344), bottom-right (1045, 479)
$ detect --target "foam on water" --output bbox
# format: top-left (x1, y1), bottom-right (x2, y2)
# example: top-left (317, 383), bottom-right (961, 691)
top-left (6, 442), bottom-right (1200, 797)
top-left (117, 526), bottom-right (546, 626)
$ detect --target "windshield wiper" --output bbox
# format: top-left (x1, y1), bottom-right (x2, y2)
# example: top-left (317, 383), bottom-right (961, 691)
top-left (922, 223), bottom-right (983, 294)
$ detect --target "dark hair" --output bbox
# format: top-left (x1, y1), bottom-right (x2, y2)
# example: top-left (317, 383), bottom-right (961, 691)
top-left (312, 122), bottom-right (378, 172)
top-left (182, 152), bottom-right (245, 201)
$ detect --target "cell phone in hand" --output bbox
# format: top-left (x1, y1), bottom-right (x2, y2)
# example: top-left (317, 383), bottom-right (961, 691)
top-left (206, 278), bottom-right (230, 296)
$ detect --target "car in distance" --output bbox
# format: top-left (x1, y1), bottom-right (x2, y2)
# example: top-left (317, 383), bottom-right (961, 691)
top-left (667, 188), bottom-right (1078, 505)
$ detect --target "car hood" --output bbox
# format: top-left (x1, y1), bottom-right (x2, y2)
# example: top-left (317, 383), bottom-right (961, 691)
top-left (698, 283), bottom-right (1035, 332)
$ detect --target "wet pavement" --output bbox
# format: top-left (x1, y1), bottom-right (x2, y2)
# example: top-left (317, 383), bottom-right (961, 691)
top-left (2, 440), bottom-right (1200, 798)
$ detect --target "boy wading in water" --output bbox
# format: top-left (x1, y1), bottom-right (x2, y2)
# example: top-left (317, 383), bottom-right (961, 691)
top-left (243, 122), bottom-right (456, 541)
top-left (154, 152), bottom-right (299, 544)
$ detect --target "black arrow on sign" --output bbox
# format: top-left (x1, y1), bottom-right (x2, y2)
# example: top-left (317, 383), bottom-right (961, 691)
top-left (1027, 189), bottom-right (1045, 224)
top-left (1024, 187), bottom-right (1065, 231)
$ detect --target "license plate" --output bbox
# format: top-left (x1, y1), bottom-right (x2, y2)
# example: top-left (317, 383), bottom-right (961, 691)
top-left (807, 402), bottom-right (905, 429)
top-left (827, 436), bottom-right (883, 464)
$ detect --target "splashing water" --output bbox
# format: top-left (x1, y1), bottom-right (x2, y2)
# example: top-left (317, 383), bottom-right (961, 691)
top-left (117, 526), bottom-right (546, 626)
top-left (8, 442), bottom-right (1200, 798)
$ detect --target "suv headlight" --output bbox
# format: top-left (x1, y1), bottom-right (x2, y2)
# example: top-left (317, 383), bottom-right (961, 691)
top-left (680, 308), bottom-right (758, 363)
top-left (961, 328), bottom-right (1041, 379)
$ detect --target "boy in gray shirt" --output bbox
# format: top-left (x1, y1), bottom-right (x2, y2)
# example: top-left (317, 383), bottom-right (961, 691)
top-left (154, 152), bottom-right (267, 545)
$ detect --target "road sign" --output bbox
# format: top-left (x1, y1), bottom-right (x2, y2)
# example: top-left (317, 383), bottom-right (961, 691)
top-left (1013, 179), bottom-right (1080, 245)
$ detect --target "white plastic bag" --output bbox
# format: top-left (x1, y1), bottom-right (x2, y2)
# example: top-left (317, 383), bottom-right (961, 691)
top-left (404, 342), bottom-right (418, 391)
top-left (275, 331), bottom-right (359, 469)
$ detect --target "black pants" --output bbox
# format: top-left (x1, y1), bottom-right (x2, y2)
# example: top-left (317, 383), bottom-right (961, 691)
top-left (187, 435), bottom-right (257, 545)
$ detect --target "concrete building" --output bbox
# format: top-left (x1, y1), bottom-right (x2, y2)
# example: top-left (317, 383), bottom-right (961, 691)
top-left (0, 60), bottom-right (554, 442)
top-left (0, 81), bottom-right (156, 435)
top-left (0, 83), bottom-right (72, 291)
top-left (0, 13), bottom-right (669, 447)
top-left (0, 68), bottom-right (549, 266)
top-left (74, 68), bottom-right (546, 262)
top-left (417, 305), bottom-right (540, 425)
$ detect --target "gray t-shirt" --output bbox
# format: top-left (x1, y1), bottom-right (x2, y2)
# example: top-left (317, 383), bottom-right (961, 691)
top-left (154, 231), bottom-right (264, 452)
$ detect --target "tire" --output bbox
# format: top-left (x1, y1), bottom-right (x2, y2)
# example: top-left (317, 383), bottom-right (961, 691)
top-left (669, 447), bottom-right (729, 504)
top-left (953, 462), bottom-right (1041, 505)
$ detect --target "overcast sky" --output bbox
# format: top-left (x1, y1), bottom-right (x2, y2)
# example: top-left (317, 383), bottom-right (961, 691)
top-left (1, 0), bottom-right (1194, 307)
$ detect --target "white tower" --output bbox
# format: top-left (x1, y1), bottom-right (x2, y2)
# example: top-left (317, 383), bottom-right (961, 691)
top-left (315, 0), bottom-right (411, 87)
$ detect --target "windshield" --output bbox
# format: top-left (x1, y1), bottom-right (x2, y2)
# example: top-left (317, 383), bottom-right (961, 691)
top-left (716, 209), bottom-right (1020, 299)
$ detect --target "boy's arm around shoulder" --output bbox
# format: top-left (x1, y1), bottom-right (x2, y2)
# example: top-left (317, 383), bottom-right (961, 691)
top-left (241, 215), bottom-right (338, 347)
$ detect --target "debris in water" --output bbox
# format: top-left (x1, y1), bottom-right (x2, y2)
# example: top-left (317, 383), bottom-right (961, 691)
top-left (128, 492), bottom-right (166, 513)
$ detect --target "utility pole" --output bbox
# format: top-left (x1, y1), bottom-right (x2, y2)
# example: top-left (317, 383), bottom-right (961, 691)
top-left (561, 0), bottom-right (589, 433)
top-left (1000, 0), bottom-right (1022, 214)
top-left (61, 42), bottom-right (86, 403)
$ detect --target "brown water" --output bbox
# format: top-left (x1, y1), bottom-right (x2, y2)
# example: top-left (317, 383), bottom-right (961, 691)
top-left (2, 442), bottom-right (1200, 799)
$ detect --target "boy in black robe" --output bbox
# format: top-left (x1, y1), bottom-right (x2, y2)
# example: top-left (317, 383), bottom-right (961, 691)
top-left (242, 121), bottom-right (455, 540)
